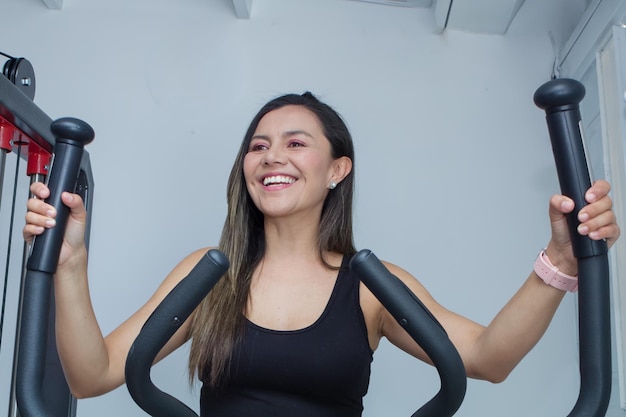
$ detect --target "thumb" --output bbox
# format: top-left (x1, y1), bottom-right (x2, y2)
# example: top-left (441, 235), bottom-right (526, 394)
top-left (549, 194), bottom-right (575, 220)
top-left (549, 194), bottom-right (575, 246)
top-left (61, 192), bottom-right (87, 222)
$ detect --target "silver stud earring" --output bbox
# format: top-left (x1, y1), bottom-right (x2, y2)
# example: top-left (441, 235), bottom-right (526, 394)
top-left (329, 181), bottom-right (337, 190)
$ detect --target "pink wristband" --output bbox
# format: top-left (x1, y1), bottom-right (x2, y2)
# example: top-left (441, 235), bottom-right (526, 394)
top-left (534, 249), bottom-right (578, 292)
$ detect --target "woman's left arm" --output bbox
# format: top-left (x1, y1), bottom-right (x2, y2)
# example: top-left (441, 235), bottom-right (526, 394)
top-left (380, 179), bottom-right (620, 383)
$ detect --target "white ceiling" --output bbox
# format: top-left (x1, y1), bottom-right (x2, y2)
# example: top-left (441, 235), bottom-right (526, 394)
top-left (39, 0), bottom-right (592, 40)
top-left (228, 0), bottom-right (526, 32)
top-left (228, 0), bottom-right (591, 37)
top-left (439, 0), bottom-right (526, 33)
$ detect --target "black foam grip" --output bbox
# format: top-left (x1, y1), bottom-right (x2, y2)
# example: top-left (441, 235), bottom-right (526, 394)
top-left (534, 79), bottom-right (608, 258)
top-left (350, 250), bottom-right (466, 417)
top-left (570, 256), bottom-right (611, 417)
top-left (125, 249), bottom-right (229, 417)
top-left (15, 271), bottom-right (53, 417)
top-left (534, 78), bottom-right (611, 417)
top-left (27, 117), bottom-right (94, 273)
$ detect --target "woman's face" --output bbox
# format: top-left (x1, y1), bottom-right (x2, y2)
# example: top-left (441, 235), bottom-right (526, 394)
top-left (243, 105), bottom-right (347, 222)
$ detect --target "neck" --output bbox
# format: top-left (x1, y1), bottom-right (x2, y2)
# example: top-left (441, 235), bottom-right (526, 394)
top-left (262, 214), bottom-right (321, 262)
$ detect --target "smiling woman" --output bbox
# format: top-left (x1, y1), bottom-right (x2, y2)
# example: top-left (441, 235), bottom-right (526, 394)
top-left (189, 93), bottom-right (359, 399)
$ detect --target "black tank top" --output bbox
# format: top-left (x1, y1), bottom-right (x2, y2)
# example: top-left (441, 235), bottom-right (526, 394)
top-left (200, 255), bottom-right (373, 417)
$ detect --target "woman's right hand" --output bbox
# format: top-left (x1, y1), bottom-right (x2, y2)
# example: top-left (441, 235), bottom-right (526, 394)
top-left (23, 182), bottom-right (88, 268)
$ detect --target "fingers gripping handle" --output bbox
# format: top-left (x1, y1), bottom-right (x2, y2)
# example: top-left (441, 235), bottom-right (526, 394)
top-left (533, 79), bottom-right (608, 258)
top-left (27, 117), bottom-right (94, 273)
top-left (350, 250), bottom-right (466, 417)
top-left (125, 249), bottom-right (229, 417)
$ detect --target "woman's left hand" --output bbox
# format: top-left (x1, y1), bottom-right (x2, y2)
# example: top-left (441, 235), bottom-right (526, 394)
top-left (545, 179), bottom-right (620, 275)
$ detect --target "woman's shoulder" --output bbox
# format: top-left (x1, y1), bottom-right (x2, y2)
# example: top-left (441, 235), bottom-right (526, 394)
top-left (347, 252), bottom-right (416, 283)
top-left (164, 246), bottom-right (219, 282)
top-left (184, 246), bottom-right (219, 261)
top-left (380, 259), bottom-right (414, 280)
top-left (356, 255), bottom-right (431, 307)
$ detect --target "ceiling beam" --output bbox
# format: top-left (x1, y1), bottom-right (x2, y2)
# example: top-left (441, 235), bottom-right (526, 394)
top-left (446, 0), bottom-right (526, 34)
top-left (232, 0), bottom-right (253, 19)
top-left (434, 0), bottom-right (453, 33)
top-left (41, 0), bottom-right (63, 9)
top-left (353, 0), bottom-right (432, 5)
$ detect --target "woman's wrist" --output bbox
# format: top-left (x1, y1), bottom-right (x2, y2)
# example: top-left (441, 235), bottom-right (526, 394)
top-left (544, 243), bottom-right (577, 276)
top-left (55, 246), bottom-right (89, 281)
top-left (534, 247), bottom-right (578, 292)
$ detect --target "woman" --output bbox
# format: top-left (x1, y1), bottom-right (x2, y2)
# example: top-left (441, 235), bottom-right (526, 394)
top-left (24, 92), bottom-right (621, 416)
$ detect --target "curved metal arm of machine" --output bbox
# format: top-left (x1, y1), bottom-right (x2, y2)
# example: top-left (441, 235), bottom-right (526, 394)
top-left (534, 78), bottom-right (611, 417)
top-left (125, 249), bottom-right (229, 417)
top-left (16, 117), bottom-right (95, 417)
top-left (350, 249), bottom-right (467, 417)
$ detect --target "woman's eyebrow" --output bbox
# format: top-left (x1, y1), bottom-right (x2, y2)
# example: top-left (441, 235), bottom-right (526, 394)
top-left (282, 130), bottom-right (314, 139)
top-left (250, 134), bottom-right (270, 141)
top-left (251, 130), bottom-right (315, 141)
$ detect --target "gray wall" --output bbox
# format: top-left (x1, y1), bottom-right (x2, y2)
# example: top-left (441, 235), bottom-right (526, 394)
top-left (0, 0), bottom-right (599, 416)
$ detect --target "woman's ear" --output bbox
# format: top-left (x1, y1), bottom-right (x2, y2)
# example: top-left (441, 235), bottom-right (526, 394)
top-left (330, 156), bottom-right (352, 186)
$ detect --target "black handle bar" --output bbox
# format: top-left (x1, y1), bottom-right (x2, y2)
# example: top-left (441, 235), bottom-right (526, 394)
top-left (125, 249), bottom-right (229, 417)
top-left (534, 78), bottom-right (611, 417)
top-left (16, 118), bottom-right (94, 417)
top-left (350, 249), bottom-right (467, 417)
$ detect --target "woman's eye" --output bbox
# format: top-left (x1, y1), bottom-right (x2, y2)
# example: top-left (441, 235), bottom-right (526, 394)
top-left (250, 143), bottom-right (268, 151)
top-left (288, 141), bottom-right (305, 148)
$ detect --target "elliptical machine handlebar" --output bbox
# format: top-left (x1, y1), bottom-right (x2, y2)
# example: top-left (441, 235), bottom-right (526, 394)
top-left (16, 118), bottom-right (94, 417)
top-left (534, 78), bottom-right (611, 417)
top-left (350, 249), bottom-right (467, 417)
top-left (125, 249), bottom-right (229, 417)
top-left (533, 79), bottom-right (608, 258)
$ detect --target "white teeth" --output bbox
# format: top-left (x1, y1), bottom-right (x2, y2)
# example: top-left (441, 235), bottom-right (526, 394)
top-left (263, 175), bottom-right (295, 186)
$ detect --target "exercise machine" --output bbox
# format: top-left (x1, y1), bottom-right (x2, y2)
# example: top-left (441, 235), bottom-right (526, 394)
top-left (3, 68), bottom-right (612, 416)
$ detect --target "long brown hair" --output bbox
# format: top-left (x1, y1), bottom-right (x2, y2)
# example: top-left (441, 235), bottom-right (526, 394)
top-left (188, 92), bottom-right (356, 387)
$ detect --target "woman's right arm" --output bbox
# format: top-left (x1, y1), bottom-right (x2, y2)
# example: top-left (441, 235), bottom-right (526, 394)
top-left (24, 183), bottom-right (206, 398)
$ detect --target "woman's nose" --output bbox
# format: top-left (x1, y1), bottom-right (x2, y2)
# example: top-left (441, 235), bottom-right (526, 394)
top-left (263, 146), bottom-right (287, 165)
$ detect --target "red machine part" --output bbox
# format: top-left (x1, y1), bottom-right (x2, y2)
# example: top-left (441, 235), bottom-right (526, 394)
top-left (0, 114), bottom-right (50, 176)
top-left (0, 116), bottom-right (14, 152)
